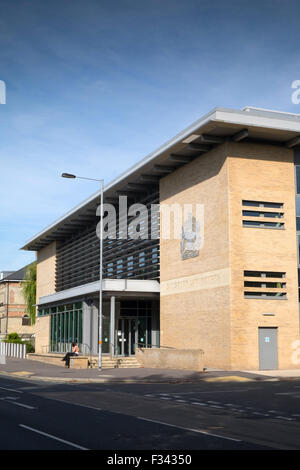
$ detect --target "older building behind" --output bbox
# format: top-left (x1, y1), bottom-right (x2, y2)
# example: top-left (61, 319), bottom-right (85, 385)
top-left (0, 265), bottom-right (35, 339)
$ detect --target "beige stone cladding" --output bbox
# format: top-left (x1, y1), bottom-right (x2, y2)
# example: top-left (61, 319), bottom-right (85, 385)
top-left (36, 241), bottom-right (57, 299)
top-left (227, 141), bottom-right (299, 370)
top-left (160, 144), bottom-right (231, 369)
top-left (35, 242), bottom-right (57, 353)
top-left (35, 315), bottom-right (51, 354)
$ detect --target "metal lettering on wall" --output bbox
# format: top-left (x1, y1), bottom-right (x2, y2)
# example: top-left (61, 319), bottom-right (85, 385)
top-left (181, 213), bottom-right (201, 260)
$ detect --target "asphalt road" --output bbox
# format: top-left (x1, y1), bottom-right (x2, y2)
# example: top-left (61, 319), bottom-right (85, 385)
top-left (0, 374), bottom-right (300, 452)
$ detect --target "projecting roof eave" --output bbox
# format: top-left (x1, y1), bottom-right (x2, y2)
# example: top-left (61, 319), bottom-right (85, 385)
top-left (21, 106), bottom-right (300, 251)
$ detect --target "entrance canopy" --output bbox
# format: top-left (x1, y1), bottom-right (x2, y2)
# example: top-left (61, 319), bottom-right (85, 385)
top-left (38, 278), bottom-right (160, 306)
top-left (38, 279), bottom-right (160, 356)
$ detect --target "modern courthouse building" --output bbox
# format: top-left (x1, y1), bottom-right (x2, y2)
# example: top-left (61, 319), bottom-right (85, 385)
top-left (22, 106), bottom-right (300, 370)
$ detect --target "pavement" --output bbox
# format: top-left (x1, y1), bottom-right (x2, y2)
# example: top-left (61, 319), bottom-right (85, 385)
top-left (1, 357), bottom-right (300, 384)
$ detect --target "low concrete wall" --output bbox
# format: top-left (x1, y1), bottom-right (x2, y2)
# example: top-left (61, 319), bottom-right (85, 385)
top-left (136, 348), bottom-right (205, 371)
top-left (27, 353), bottom-right (65, 367)
top-left (27, 353), bottom-right (89, 368)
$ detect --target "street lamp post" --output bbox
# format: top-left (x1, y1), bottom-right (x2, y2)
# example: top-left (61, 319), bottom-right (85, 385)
top-left (61, 173), bottom-right (104, 370)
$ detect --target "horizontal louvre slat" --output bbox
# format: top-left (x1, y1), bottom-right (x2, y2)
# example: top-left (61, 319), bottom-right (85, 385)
top-left (56, 193), bottom-right (160, 291)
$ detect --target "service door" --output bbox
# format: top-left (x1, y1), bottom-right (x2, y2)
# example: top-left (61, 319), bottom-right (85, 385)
top-left (258, 327), bottom-right (278, 370)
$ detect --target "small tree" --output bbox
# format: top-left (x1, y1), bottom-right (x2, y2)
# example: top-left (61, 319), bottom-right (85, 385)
top-left (22, 262), bottom-right (37, 325)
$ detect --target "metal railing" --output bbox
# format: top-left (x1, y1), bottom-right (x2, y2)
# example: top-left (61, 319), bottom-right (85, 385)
top-left (135, 343), bottom-right (175, 350)
top-left (41, 343), bottom-right (92, 356)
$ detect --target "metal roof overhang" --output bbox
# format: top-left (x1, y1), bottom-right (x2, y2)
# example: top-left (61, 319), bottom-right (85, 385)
top-left (22, 106), bottom-right (300, 251)
top-left (38, 279), bottom-right (160, 306)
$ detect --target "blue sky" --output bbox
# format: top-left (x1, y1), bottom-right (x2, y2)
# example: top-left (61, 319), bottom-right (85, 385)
top-left (1, 0), bottom-right (300, 270)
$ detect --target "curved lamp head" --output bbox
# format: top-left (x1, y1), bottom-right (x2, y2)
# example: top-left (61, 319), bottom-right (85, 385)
top-left (61, 173), bottom-right (76, 179)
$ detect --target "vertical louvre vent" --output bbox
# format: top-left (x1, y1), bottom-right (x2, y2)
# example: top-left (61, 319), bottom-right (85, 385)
top-left (242, 200), bottom-right (284, 229)
top-left (244, 270), bottom-right (287, 299)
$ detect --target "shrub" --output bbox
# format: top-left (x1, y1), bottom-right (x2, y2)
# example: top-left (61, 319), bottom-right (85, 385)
top-left (5, 332), bottom-right (22, 343)
top-left (4, 332), bottom-right (35, 353)
top-left (23, 341), bottom-right (35, 353)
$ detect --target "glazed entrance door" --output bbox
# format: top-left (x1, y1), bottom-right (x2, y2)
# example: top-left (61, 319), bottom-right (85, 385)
top-left (117, 318), bottom-right (138, 356)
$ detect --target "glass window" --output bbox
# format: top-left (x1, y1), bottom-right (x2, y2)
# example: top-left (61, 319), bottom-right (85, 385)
top-left (244, 292), bottom-right (286, 299)
top-left (263, 202), bottom-right (283, 209)
top-left (244, 271), bottom-right (285, 278)
top-left (244, 281), bottom-right (286, 288)
top-left (296, 166), bottom-right (300, 195)
top-left (242, 200), bottom-right (260, 207)
top-left (244, 271), bottom-right (264, 277)
top-left (49, 304), bottom-right (83, 353)
top-left (296, 198), bottom-right (300, 217)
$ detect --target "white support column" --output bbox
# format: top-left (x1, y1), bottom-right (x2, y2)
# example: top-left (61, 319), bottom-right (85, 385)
top-left (110, 296), bottom-right (115, 357)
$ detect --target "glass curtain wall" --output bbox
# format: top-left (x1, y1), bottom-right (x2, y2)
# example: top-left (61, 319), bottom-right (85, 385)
top-left (39, 302), bottom-right (83, 353)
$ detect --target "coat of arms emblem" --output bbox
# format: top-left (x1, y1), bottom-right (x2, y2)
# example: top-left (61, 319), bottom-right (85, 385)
top-left (181, 213), bottom-right (201, 260)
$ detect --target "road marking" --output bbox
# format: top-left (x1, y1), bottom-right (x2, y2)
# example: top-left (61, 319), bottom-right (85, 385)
top-left (252, 412), bottom-right (270, 417)
top-left (165, 389), bottom-right (253, 395)
top-left (143, 393), bottom-right (300, 423)
top-left (10, 371), bottom-right (33, 377)
top-left (8, 401), bottom-right (37, 410)
top-left (0, 386), bottom-right (23, 394)
top-left (275, 416), bottom-right (295, 421)
top-left (137, 417), bottom-right (241, 442)
top-left (19, 424), bottom-right (89, 450)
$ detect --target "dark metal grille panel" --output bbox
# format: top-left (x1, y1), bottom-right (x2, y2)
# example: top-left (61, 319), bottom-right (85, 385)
top-left (56, 192), bottom-right (160, 291)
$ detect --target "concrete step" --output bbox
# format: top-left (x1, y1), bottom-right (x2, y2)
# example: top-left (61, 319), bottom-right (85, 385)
top-left (27, 353), bottom-right (142, 370)
top-left (89, 356), bottom-right (141, 369)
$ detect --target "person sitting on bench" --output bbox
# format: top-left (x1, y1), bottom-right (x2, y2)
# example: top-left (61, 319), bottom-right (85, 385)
top-left (62, 342), bottom-right (79, 368)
